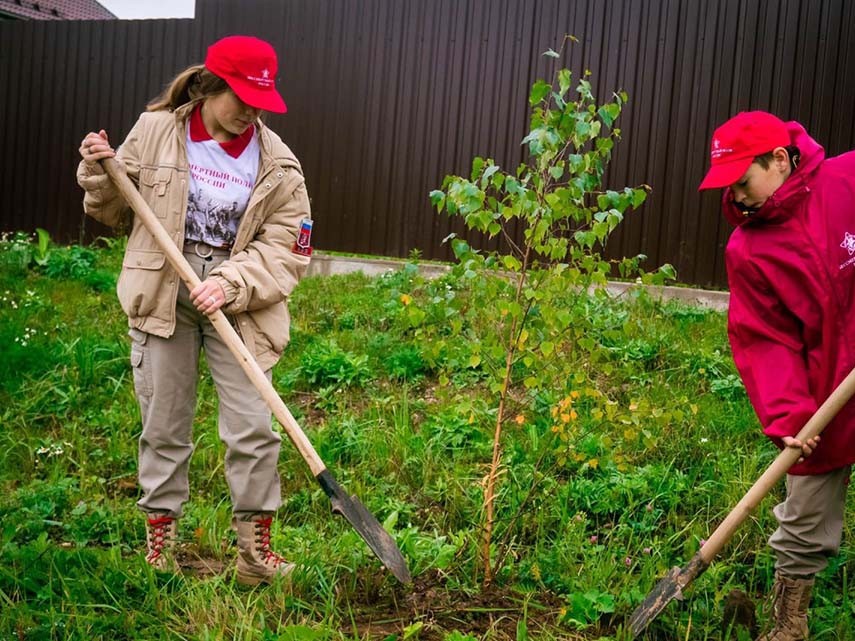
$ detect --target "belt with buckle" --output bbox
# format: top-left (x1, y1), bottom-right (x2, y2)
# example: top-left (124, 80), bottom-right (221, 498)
top-left (186, 241), bottom-right (231, 259)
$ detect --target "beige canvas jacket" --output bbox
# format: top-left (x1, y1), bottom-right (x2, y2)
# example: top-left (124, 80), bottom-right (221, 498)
top-left (76, 102), bottom-right (312, 370)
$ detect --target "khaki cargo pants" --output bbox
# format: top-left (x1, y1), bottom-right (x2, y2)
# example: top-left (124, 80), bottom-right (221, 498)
top-left (769, 465), bottom-right (851, 576)
top-left (131, 246), bottom-right (282, 518)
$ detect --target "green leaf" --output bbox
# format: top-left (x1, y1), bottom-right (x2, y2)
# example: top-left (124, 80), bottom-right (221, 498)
top-left (504, 176), bottom-right (521, 196)
top-left (558, 68), bottom-right (572, 97)
top-left (406, 306), bottom-right (426, 327)
top-left (660, 263), bottom-right (677, 280)
top-left (596, 137), bottom-right (614, 154)
top-left (574, 230), bottom-right (596, 249)
top-left (481, 163), bottom-right (500, 188)
top-left (540, 341), bottom-right (554, 356)
top-left (35, 228), bottom-right (50, 252)
top-left (382, 510), bottom-right (399, 530)
top-left (502, 255), bottom-right (522, 271)
top-left (516, 618), bottom-right (529, 641)
top-left (34, 227), bottom-right (51, 265)
top-left (470, 156), bottom-right (485, 182)
top-left (549, 164), bottom-right (564, 180)
top-left (607, 209), bottom-right (624, 230)
top-left (450, 238), bottom-right (471, 259)
top-left (403, 622), bottom-right (424, 640)
top-left (277, 625), bottom-right (323, 641)
top-left (597, 102), bottom-right (621, 128)
top-left (529, 80), bottom-right (551, 105)
top-left (429, 190), bottom-right (445, 211)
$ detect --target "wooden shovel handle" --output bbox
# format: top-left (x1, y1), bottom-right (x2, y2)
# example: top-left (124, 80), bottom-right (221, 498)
top-left (699, 363), bottom-right (855, 563)
top-left (102, 158), bottom-right (326, 477)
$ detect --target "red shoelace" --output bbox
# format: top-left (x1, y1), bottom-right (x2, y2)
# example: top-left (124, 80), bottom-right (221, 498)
top-left (254, 517), bottom-right (287, 566)
top-left (146, 516), bottom-right (174, 562)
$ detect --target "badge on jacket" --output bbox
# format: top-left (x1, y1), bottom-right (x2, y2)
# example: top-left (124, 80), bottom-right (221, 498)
top-left (293, 219), bottom-right (313, 256)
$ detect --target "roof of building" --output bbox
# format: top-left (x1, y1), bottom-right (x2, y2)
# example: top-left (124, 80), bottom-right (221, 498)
top-left (0, 0), bottom-right (115, 20)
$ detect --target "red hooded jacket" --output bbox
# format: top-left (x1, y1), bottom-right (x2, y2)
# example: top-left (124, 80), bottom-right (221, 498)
top-left (724, 121), bottom-right (855, 475)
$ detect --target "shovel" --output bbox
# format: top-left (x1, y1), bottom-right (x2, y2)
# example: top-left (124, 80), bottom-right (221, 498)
top-left (628, 363), bottom-right (855, 636)
top-left (101, 158), bottom-right (411, 584)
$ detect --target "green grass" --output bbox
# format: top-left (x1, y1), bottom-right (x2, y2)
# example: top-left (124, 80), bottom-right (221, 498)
top-left (0, 236), bottom-right (853, 640)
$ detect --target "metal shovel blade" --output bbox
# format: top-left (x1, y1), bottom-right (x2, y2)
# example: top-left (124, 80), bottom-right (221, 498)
top-left (316, 470), bottom-right (412, 584)
top-left (628, 553), bottom-right (709, 637)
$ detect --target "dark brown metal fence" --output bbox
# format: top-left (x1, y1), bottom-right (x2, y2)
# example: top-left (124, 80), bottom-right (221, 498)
top-left (2, 0), bottom-right (854, 288)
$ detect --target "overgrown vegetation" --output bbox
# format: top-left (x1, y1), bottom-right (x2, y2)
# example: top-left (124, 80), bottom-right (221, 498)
top-left (1, 232), bottom-right (853, 641)
top-left (2, 44), bottom-right (853, 641)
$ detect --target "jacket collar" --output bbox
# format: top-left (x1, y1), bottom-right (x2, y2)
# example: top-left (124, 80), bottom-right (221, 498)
top-left (172, 101), bottom-right (301, 181)
top-left (173, 99), bottom-right (265, 152)
top-left (188, 104), bottom-right (255, 159)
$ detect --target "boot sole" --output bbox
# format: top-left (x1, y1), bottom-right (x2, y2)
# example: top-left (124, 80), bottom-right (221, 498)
top-left (236, 572), bottom-right (269, 587)
top-left (236, 563), bottom-right (295, 586)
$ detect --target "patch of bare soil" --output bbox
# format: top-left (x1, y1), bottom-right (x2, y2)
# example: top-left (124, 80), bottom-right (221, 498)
top-left (175, 545), bottom-right (226, 578)
top-left (349, 570), bottom-right (572, 640)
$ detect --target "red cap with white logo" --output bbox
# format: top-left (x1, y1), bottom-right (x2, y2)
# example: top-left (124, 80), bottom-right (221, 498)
top-left (698, 111), bottom-right (790, 190)
top-left (205, 35), bottom-right (287, 114)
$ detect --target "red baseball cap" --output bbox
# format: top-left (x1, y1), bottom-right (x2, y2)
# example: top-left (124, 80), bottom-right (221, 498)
top-left (205, 35), bottom-right (287, 114)
top-left (698, 111), bottom-right (790, 190)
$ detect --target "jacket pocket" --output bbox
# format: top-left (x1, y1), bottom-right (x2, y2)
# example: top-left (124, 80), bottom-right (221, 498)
top-left (139, 167), bottom-right (174, 219)
top-left (123, 249), bottom-right (166, 270)
top-left (117, 250), bottom-right (168, 318)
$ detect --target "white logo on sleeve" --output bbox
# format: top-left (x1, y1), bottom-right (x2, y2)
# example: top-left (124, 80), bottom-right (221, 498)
top-left (838, 232), bottom-right (855, 270)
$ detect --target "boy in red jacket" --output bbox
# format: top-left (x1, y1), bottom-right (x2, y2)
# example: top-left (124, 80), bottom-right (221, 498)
top-left (699, 111), bottom-right (855, 641)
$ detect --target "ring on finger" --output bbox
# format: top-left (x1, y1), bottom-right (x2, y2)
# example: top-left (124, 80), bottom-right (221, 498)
top-left (207, 295), bottom-right (216, 305)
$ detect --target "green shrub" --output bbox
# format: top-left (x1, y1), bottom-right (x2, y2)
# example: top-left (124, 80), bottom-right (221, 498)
top-left (384, 344), bottom-right (427, 381)
top-left (298, 339), bottom-right (371, 388)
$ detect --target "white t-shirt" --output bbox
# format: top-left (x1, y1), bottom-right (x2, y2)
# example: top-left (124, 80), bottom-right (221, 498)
top-left (184, 106), bottom-right (260, 248)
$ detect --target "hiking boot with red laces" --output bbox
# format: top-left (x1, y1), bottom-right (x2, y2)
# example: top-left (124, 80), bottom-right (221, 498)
top-left (145, 513), bottom-right (178, 571)
top-left (233, 514), bottom-right (295, 586)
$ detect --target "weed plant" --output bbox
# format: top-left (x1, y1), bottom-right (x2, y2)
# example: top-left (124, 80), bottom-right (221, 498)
top-left (1, 235), bottom-right (853, 640)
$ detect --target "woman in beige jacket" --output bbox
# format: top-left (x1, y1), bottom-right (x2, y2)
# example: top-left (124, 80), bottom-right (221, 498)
top-left (77, 35), bottom-right (312, 585)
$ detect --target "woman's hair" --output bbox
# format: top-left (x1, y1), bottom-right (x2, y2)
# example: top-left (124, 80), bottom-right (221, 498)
top-left (147, 65), bottom-right (230, 112)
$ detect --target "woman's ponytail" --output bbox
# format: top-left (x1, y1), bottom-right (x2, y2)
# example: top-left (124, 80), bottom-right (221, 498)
top-left (147, 64), bottom-right (229, 112)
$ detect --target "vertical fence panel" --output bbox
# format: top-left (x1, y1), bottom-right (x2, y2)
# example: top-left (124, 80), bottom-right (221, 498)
top-left (1, 0), bottom-right (853, 288)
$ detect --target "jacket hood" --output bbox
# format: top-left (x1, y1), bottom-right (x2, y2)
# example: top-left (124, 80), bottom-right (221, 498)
top-left (721, 121), bottom-right (825, 228)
